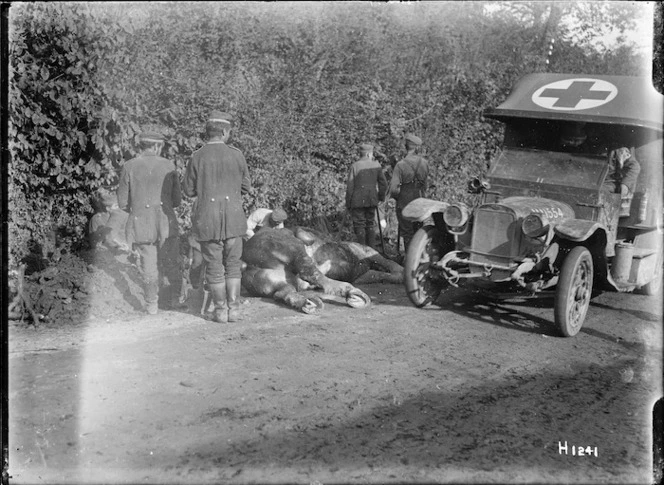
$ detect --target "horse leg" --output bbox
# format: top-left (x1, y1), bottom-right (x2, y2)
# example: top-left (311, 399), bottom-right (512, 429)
top-left (273, 283), bottom-right (324, 314)
top-left (291, 253), bottom-right (371, 308)
top-left (243, 266), bottom-right (323, 314)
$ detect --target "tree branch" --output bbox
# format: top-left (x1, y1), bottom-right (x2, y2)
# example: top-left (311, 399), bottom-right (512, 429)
top-left (405, 103), bottom-right (438, 124)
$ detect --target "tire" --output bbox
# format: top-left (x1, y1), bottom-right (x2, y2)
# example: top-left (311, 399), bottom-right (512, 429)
top-left (404, 226), bottom-right (445, 307)
top-left (554, 246), bottom-right (594, 337)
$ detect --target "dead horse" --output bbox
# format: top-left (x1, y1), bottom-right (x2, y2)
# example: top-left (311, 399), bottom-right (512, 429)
top-left (241, 226), bottom-right (403, 314)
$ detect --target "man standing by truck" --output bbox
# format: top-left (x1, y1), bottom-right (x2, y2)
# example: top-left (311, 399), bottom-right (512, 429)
top-left (346, 142), bottom-right (388, 250)
top-left (389, 134), bottom-right (429, 253)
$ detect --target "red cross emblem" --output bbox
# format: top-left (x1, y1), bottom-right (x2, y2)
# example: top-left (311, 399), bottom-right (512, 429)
top-left (532, 78), bottom-right (618, 111)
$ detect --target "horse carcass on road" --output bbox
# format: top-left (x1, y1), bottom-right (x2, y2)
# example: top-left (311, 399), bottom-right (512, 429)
top-left (241, 227), bottom-right (403, 314)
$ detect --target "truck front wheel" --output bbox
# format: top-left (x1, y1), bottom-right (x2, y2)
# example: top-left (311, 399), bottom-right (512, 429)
top-left (554, 246), bottom-right (594, 337)
top-left (404, 226), bottom-right (445, 307)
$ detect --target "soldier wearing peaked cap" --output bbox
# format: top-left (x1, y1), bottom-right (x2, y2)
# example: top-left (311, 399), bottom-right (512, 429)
top-left (345, 142), bottom-right (388, 250)
top-left (117, 130), bottom-right (183, 315)
top-left (183, 110), bottom-right (251, 323)
top-left (389, 133), bottom-right (429, 253)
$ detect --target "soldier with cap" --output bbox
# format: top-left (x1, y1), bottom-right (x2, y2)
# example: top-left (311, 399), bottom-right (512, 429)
top-left (345, 142), bottom-right (388, 249)
top-left (246, 207), bottom-right (288, 239)
top-left (117, 130), bottom-right (183, 315)
top-left (388, 133), bottom-right (429, 253)
top-left (183, 110), bottom-right (251, 323)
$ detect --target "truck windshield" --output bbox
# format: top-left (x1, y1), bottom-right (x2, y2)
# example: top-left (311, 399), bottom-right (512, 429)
top-left (490, 148), bottom-right (607, 189)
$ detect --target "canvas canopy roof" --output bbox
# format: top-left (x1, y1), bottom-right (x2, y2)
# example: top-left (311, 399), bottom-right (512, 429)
top-left (484, 73), bottom-right (663, 133)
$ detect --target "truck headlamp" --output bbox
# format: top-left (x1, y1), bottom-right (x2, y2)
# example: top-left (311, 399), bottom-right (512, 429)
top-left (522, 213), bottom-right (549, 238)
top-left (443, 203), bottom-right (470, 228)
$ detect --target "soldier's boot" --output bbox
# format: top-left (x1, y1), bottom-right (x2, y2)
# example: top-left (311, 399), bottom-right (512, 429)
top-left (208, 282), bottom-right (228, 323)
top-left (145, 280), bottom-right (159, 315)
top-left (226, 278), bottom-right (243, 323)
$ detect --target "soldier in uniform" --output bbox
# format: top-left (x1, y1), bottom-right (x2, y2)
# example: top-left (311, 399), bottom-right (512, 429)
top-left (388, 133), bottom-right (429, 253)
top-left (603, 147), bottom-right (640, 197)
top-left (183, 111), bottom-right (251, 323)
top-left (602, 146), bottom-right (641, 217)
top-left (117, 131), bottom-right (183, 315)
top-left (345, 142), bottom-right (388, 249)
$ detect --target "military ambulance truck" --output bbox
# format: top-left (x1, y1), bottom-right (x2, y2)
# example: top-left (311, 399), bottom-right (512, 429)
top-left (402, 73), bottom-right (663, 337)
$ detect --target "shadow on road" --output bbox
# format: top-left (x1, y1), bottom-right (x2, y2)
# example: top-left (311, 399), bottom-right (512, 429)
top-left (177, 358), bottom-right (655, 482)
top-left (94, 251), bottom-right (145, 312)
top-left (363, 282), bottom-right (663, 341)
top-left (590, 301), bottom-right (662, 323)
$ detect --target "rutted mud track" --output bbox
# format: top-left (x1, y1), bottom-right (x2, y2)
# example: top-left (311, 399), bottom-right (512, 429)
top-left (8, 272), bottom-right (662, 484)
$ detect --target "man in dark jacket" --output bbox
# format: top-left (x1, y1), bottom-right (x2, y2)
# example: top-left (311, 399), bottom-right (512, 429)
top-left (183, 111), bottom-right (251, 323)
top-left (388, 133), bottom-right (429, 253)
top-left (346, 143), bottom-right (388, 250)
top-left (603, 147), bottom-right (640, 196)
top-left (117, 131), bottom-right (183, 315)
top-left (602, 146), bottom-right (641, 217)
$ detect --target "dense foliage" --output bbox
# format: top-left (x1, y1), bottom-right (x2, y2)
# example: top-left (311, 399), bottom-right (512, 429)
top-left (7, 1), bottom-right (655, 267)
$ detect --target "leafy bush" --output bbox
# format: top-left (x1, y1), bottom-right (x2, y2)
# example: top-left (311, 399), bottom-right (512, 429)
top-left (8, 3), bottom-right (127, 264)
top-left (8, 2), bottom-right (652, 269)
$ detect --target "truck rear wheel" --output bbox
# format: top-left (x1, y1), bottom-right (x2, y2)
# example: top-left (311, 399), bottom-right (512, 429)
top-left (404, 226), bottom-right (445, 307)
top-left (554, 246), bottom-right (594, 337)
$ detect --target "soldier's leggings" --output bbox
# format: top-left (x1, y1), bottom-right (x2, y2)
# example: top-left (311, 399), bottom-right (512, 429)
top-left (199, 237), bottom-right (243, 283)
top-left (135, 236), bottom-right (181, 301)
top-left (350, 207), bottom-right (378, 248)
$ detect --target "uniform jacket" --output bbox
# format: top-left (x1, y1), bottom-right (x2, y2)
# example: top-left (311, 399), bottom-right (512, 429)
top-left (346, 156), bottom-right (388, 209)
top-left (389, 153), bottom-right (429, 209)
top-left (183, 141), bottom-right (251, 241)
top-left (117, 153), bottom-right (181, 245)
top-left (604, 155), bottom-right (640, 195)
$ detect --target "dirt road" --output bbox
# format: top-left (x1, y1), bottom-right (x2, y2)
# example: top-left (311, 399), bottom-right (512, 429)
top-left (7, 271), bottom-right (663, 484)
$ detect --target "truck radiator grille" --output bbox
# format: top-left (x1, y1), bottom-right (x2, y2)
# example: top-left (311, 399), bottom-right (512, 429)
top-left (470, 208), bottom-right (521, 269)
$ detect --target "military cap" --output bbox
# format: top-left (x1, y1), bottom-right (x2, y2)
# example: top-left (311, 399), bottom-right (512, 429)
top-left (139, 131), bottom-right (165, 143)
top-left (270, 208), bottom-right (288, 224)
top-left (405, 134), bottom-right (422, 146)
top-left (208, 110), bottom-right (233, 125)
top-left (359, 143), bottom-right (374, 153)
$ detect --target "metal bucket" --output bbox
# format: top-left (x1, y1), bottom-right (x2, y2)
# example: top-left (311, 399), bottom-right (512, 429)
top-left (611, 242), bottom-right (634, 282)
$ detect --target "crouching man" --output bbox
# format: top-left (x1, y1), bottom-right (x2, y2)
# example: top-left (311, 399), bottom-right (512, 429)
top-left (246, 207), bottom-right (288, 239)
top-left (89, 189), bottom-right (130, 252)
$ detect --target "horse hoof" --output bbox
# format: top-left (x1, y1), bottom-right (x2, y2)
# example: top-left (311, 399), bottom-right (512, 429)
top-left (301, 297), bottom-right (324, 314)
top-left (346, 288), bottom-right (371, 308)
